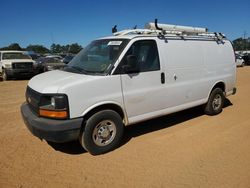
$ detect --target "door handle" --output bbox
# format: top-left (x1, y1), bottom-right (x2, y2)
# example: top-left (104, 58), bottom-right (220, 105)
top-left (174, 74), bottom-right (177, 81)
top-left (161, 72), bottom-right (165, 84)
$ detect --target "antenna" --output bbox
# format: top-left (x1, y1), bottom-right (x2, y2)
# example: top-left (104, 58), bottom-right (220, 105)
top-left (112, 25), bottom-right (117, 33)
top-left (243, 31), bottom-right (247, 51)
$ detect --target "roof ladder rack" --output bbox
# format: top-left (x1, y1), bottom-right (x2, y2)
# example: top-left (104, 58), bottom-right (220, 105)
top-left (112, 19), bottom-right (226, 40)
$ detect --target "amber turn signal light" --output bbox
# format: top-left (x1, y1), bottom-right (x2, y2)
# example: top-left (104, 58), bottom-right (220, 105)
top-left (39, 109), bottom-right (67, 119)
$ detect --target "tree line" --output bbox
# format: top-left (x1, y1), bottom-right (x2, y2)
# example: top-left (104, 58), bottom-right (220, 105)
top-left (232, 37), bottom-right (250, 51)
top-left (0, 43), bottom-right (83, 54)
top-left (1, 37), bottom-right (250, 54)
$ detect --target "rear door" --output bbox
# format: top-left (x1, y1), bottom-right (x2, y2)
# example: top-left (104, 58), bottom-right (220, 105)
top-left (115, 39), bottom-right (166, 124)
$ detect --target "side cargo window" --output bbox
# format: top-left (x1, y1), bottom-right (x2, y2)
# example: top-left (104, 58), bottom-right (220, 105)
top-left (116, 40), bottom-right (160, 74)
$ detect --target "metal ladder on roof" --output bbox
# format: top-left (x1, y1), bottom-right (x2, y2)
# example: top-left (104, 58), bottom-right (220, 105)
top-left (112, 19), bottom-right (226, 41)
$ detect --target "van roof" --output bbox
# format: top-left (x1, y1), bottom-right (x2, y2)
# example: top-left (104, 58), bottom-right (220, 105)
top-left (101, 35), bottom-right (139, 40)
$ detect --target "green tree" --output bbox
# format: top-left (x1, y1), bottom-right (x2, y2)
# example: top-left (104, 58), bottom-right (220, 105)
top-left (26, 44), bottom-right (50, 54)
top-left (232, 37), bottom-right (250, 51)
top-left (0, 43), bottom-right (23, 51)
top-left (50, 43), bottom-right (64, 54)
top-left (50, 43), bottom-right (82, 54)
top-left (68, 43), bottom-right (82, 54)
top-left (9, 43), bottom-right (23, 50)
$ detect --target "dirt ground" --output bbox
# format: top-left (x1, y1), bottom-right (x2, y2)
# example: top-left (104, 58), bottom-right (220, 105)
top-left (0, 67), bottom-right (250, 188)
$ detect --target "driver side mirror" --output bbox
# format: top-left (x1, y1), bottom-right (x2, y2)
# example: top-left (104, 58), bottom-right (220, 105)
top-left (122, 55), bottom-right (140, 74)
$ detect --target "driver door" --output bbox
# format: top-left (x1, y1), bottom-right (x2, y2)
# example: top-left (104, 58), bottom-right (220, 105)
top-left (116, 40), bottom-right (166, 124)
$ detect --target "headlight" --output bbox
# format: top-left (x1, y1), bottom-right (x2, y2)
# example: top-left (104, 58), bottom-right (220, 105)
top-left (4, 64), bottom-right (12, 69)
top-left (51, 97), bottom-right (56, 107)
top-left (46, 65), bottom-right (54, 70)
top-left (39, 94), bottom-right (69, 119)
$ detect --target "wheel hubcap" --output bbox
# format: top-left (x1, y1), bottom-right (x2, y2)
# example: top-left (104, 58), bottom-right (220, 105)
top-left (212, 94), bottom-right (222, 111)
top-left (92, 120), bottom-right (116, 146)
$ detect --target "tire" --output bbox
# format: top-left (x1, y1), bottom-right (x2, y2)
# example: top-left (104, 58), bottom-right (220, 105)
top-left (2, 69), bottom-right (9, 81)
top-left (204, 88), bottom-right (225, 115)
top-left (43, 67), bottom-right (47, 72)
top-left (79, 110), bottom-right (124, 155)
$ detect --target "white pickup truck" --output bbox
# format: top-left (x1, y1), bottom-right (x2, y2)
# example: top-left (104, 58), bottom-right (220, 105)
top-left (0, 51), bottom-right (35, 80)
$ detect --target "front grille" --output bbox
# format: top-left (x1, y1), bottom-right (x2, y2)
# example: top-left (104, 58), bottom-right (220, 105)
top-left (12, 62), bottom-right (33, 69)
top-left (26, 86), bottom-right (41, 115)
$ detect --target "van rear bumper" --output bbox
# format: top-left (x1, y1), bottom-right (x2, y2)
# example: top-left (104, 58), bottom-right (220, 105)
top-left (21, 103), bottom-right (83, 143)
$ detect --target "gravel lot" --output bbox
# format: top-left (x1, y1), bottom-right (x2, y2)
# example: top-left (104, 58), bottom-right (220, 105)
top-left (0, 67), bottom-right (250, 188)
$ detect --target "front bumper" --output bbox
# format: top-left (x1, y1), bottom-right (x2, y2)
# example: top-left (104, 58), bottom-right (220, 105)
top-left (21, 102), bottom-right (83, 143)
top-left (6, 68), bottom-right (34, 77)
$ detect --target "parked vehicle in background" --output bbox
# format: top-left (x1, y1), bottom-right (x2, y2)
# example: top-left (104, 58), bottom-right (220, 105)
top-left (35, 57), bottom-right (66, 73)
top-left (235, 54), bottom-right (245, 67)
top-left (45, 55), bottom-right (62, 60)
top-left (62, 55), bottom-right (75, 64)
top-left (0, 51), bottom-right (35, 81)
top-left (242, 54), bottom-right (250, 65)
top-left (24, 51), bottom-right (41, 60)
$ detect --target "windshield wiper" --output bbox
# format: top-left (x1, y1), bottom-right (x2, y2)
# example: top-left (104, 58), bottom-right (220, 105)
top-left (64, 65), bottom-right (105, 75)
top-left (83, 70), bottom-right (104, 74)
top-left (64, 65), bottom-right (87, 74)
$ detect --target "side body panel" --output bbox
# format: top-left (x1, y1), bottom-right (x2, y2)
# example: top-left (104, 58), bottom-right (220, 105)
top-left (119, 38), bottom-right (235, 125)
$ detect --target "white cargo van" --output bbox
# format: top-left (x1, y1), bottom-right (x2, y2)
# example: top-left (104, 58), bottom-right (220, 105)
top-left (21, 20), bottom-right (236, 155)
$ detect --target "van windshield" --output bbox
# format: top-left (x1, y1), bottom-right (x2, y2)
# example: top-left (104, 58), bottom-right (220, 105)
top-left (65, 39), bottom-right (129, 75)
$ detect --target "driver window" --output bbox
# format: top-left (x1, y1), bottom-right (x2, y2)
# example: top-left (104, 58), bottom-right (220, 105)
top-left (117, 40), bottom-right (160, 73)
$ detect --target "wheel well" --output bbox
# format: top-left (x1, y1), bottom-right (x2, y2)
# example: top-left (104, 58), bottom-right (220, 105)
top-left (212, 82), bottom-right (225, 92)
top-left (83, 104), bottom-right (125, 122)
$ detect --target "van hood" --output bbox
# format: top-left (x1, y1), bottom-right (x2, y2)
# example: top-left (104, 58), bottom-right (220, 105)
top-left (28, 70), bottom-right (100, 93)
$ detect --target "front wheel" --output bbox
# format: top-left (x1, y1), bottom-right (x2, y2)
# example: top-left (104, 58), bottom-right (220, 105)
top-left (204, 88), bottom-right (225, 115)
top-left (2, 69), bottom-right (9, 81)
top-left (79, 110), bottom-right (124, 155)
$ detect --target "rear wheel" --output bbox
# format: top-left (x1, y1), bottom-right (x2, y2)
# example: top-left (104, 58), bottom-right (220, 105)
top-left (79, 110), bottom-right (124, 155)
top-left (204, 88), bottom-right (225, 115)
